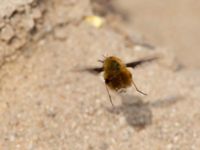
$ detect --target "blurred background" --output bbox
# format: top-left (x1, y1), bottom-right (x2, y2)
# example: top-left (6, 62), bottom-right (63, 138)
top-left (108, 0), bottom-right (200, 68)
top-left (0, 0), bottom-right (200, 149)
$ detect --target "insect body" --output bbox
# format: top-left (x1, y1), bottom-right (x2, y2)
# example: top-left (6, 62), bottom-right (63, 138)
top-left (103, 56), bottom-right (132, 90)
top-left (102, 56), bottom-right (147, 107)
top-left (84, 55), bottom-right (158, 107)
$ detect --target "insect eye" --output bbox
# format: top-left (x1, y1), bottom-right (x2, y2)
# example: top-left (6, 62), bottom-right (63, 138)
top-left (105, 78), bottom-right (110, 84)
top-left (112, 61), bottom-right (119, 69)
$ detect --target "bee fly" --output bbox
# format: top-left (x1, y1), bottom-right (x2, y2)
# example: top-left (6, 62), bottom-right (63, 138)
top-left (85, 56), bottom-right (158, 107)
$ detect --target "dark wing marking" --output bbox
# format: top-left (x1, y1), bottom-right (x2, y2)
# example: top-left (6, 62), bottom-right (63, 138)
top-left (126, 56), bottom-right (159, 68)
top-left (84, 56), bottom-right (159, 74)
top-left (83, 67), bottom-right (103, 74)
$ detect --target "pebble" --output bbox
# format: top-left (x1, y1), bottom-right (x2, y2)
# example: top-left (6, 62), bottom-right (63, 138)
top-left (31, 8), bottom-right (42, 19)
top-left (0, 20), bottom-right (5, 29)
top-left (0, 25), bottom-right (15, 42)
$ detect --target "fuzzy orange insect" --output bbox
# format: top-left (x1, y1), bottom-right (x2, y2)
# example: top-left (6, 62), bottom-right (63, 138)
top-left (85, 56), bottom-right (158, 107)
top-left (101, 56), bottom-right (147, 107)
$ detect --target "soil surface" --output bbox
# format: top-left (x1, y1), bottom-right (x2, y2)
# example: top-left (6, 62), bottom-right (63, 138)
top-left (0, 0), bottom-right (200, 150)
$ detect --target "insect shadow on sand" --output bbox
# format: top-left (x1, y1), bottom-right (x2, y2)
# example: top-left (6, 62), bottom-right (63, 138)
top-left (106, 94), bottom-right (183, 130)
top-left (107, 94), bottom-right (152, 130)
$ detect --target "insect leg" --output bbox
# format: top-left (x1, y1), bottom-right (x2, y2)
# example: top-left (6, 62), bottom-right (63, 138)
top-left (105, 85), bottom-right (115, 107)
top-left (132, 80), bottom-right (147, 95)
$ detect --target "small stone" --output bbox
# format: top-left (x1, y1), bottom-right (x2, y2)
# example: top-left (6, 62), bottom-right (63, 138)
top-left (10, 37), bottom-right (26, 49)
top-left (0, 20), bottom-right (5, 29)
top-left (9, 134), bottom-right (16, 141)
top-left (118, 116), bottom-right (126, 125)
top-left (16, 5), bottom-right (25, 13)
top-left (167, 143), bottom-right (173, 150)
top-left (31, 8), bottom-right (42, 19)
top-left (134, 45), bottom-right (143, 51)
top-left (0, 25), bottom-right (15, 42)
top-left (21, 16), bottom-right (35, 31)
top-left (122, 128), bottom-right (133, 141)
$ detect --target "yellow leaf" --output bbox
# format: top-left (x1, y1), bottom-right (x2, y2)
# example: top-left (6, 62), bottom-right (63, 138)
top-left (84, 15), bottom-right (105, 28)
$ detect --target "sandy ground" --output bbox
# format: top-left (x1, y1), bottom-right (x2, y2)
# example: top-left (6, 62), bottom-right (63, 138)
top-left (0, 0), bottom-right (200, 150)
top-left (113, 0), bottom-right (200, 68)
